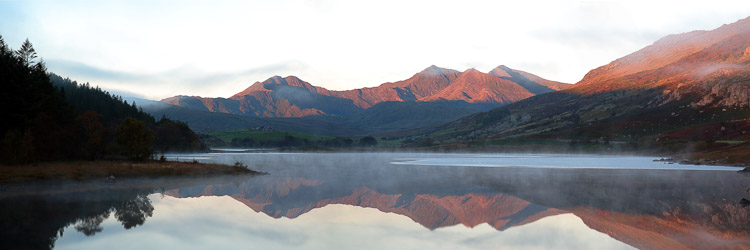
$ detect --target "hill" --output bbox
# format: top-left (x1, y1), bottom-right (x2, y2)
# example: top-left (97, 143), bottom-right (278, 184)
top-left (327, 100), bottom-right (497, 133)
top-left (139, 99), bottom-right (366, 136)
top-left (424, 16), bottom-right (750, 163)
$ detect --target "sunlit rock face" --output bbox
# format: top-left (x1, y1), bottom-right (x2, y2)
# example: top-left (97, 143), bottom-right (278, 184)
top-left (161, 65), bottom-right (566, 118)
top-left (571, 16), bottom-right (750, 108)
top-left (577, 16), bottom-right (750, 89)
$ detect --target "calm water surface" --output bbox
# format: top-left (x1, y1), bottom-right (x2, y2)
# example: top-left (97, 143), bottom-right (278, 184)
top-left (2, 153), bottom-right (749, 249)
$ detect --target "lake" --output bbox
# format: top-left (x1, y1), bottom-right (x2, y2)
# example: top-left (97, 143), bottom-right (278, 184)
top-left (2, 152), bottom-right (749, 249)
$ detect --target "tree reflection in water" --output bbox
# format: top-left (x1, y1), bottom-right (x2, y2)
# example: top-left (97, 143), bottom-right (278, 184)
top-left (74, 212), bottom-right (109, 236)
top-left (0, 173), bottom-right (254, 250)
top-left (0, 187), bottom-right (156, 249)
top-left (114, 194), bottom-right (154, 229)
top-left (71, 193), bottom-right (154, 236)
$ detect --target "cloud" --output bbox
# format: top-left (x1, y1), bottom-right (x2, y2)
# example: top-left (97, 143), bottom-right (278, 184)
top-left (46, 59), bottom-right (308, 99)
top-left (187, 62), bottom-right (308, 85)
top-left (3, 0), bottom-right (750, 97)
top-left (48, 60), bottom-right (150, 82)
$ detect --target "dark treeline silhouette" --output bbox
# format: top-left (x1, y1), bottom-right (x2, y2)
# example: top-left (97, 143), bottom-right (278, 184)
top-left (50, 74), bottom-right (154, 124)
top-left (0, 35), bottom-right (206, 164)
top-left (224, 134), bottom-right (379, 149)
top-left (358, 136), bottom-right (377, 147)
top-left (153, 117), bottom-right (207, 153)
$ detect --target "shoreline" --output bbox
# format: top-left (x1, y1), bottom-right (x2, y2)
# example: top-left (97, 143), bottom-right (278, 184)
top-left (0, 160), bottom-right (264, 184)
top-left (208, 145), bottom-right (750, 168)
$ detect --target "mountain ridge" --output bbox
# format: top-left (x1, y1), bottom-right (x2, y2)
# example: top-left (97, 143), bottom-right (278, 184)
top-left (162, 65), bottom-right (568, 118)
top-left (577, 16), bottom-right (750, 88)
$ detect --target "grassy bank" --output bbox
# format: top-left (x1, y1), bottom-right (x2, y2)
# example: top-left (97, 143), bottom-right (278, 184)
top-left (683, 143), bottom-right (750, 166)
top-left (0, 160), bottom-right (264, 183)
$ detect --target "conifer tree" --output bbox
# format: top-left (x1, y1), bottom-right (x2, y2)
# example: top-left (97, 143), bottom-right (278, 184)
top-left (16, 38), bottom-right (37, 66)
top-left (0, 35), bottom-right (9, 55)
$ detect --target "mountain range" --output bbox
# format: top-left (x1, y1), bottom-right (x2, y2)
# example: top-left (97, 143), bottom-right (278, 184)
top-left (150, 65), bottom-right (567, 134)
top-left (145, 16), bottom-right (750, 162)
top-left (162, 65), bottom-right (567, 118)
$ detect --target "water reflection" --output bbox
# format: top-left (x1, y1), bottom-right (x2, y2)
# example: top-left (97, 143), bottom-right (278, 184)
top-left (1, 153), bottom-right (749, 249)
top-left (153, 171), bottom-right (750, 249)
top-left (74, 212), bottom-right (109, 236)
top-left (66, 193), bottom-right (154, 238)
top-left (0, 185), bottom-right (155, 249)
top-left (54, 196), bottom-right (631, 250)
top-left (0, 176), bottom-right (250, 249)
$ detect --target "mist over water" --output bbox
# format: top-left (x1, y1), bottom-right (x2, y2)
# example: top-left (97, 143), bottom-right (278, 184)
top-left (389, 153), bottom-right (741, 170)
top-left (165, 152), bottom-right (739, 175)
top-left (3, 152), bottom-right (749, 249)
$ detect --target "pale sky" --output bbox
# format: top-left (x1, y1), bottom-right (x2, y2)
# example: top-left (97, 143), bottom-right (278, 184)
top-left (2, 0), bottom-right (750, 100)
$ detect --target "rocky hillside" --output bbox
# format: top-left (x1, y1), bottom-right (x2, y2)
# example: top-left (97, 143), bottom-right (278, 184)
top-left (427, 16), bottom-right (750, 160)
top-left (577, 16), bottom-right (750, 88)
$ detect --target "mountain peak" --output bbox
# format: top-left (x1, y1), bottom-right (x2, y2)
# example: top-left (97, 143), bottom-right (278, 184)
top-left (489, 65), bottom-right (513, 78)
top-left (262, 75), bottom-right (285, 84)
top-left (417, 65), bottom-right (452, 76)
top-left (230, 75), bottom-right (318, 99)
top-left (260, 75), bottom-right (308, 87)
top-left (497, 65), bottom-right (512, 71)
top-left (462, 68), bottom-right (483, 75)
top-left (421, 67), bottom-right (535, 104)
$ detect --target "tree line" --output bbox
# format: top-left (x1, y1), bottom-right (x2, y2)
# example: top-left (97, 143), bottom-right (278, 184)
top-left (0, 36), bottom-right (206, 164)
top-left (225, 135), bottom-right (378, 149)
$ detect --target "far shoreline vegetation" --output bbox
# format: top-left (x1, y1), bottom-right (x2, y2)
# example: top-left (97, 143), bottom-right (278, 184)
top-left (0, 36), bottom-right (261, 180)
top-left (0, 160), bottom-right (263, 184)
top-left (200, 126), bottom-right (750, 167)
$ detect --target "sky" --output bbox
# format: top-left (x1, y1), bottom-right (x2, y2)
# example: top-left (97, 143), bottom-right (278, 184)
top-left (2, 0), bottom-right (750, 100)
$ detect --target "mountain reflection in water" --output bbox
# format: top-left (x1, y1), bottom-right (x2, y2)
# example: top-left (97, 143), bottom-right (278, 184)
top-left (1, 153), bottom-right (749, 249)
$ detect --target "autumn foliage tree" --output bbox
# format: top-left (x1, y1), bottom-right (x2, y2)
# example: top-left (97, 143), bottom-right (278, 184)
top-left (116, 118), bottom-right (154, 161)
